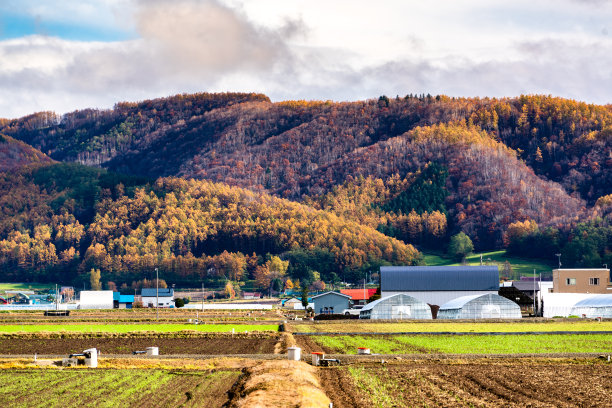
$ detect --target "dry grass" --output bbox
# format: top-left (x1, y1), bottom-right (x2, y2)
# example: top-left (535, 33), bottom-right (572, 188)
top-left (231, 360), bottom-right (331, 408)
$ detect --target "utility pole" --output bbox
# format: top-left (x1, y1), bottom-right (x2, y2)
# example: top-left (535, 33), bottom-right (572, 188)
top-left (156, 268), bottom-right (159, 320)
top-left (555, 253), bottom-right (562, 269)
top-left (201, 282), bottom-right (204, 312)
top-left (533, 269), bottom-right (536, 317)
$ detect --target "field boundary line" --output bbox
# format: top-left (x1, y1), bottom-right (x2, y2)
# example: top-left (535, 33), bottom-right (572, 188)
top-left (293, 331), bottom-right (612, 336)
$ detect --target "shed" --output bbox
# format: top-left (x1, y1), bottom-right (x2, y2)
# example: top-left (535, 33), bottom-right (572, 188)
top-left (311, 291), bottom-right (351, 314)
top-left (359, 294), bottom-right (432, 320)
top-left (380, 266), bottom-right (499, 306)
top-left (438, 293), bottom-right (521, 319)
top-left (570, 294), bottom-right (612, 318)
top-left (113, 292), bottom-right (134, 309)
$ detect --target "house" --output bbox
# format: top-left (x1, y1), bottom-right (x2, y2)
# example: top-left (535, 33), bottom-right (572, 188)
top-left (141, 288), bottom-right (174, 308)
top-left (552, 268), bottom-right (610, 294)
top-left (282, 297), bottom-right (301, 307)
top-left (242, 292), bottom-right (262, 300)
top-left (113, 292), bottom-right (134, 309)
top-left (311, 291), bottom-right (351, 314)
top-left (340, 288), bottom-right (377, 305)
top-left (380, 266), bottom-right (499, 306)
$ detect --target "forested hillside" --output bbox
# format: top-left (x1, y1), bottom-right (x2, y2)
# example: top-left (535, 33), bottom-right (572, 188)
top-left (2, 93), bottom-right (609, 204)
top-left (0, 163), bottom-right (418, 287)
top-left (0, 92), bottom-right (611, 282)
top-left (0, 134), bottom-right (54, 172)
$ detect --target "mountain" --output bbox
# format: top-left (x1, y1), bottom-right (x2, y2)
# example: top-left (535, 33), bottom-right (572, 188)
top-left (0, 92), bottom-right (611, 280)
top-left (0, 134), bottom-right (54, 172)
top-left (1, 94), bottom-right (610, 204)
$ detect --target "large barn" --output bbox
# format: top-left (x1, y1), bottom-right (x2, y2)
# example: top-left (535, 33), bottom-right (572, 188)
top-left (380, 266), bottom-right (499, 306)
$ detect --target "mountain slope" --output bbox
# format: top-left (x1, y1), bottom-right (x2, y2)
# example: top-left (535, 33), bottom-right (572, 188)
top-left (0, 134), bottom-right (54, 172)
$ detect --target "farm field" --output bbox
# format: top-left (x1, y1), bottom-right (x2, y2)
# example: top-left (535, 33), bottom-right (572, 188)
top-left (291, 320), bottom-right (612, 333)
top-left (319, 359), bottom-right (612, 408)
top-left (0, 332), bottom-right (280, 355)
top-left (0, 308), bottom-right (285, 323)
top-left (0, 368), bottom-right (241, 407)
top-left (0, 323), bottom-right (279, 333)
top-left (299, 333), bottom-right (612, 354)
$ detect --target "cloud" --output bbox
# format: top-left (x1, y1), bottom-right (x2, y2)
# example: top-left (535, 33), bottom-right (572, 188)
top-left (0, 0), bottom-right (611, 118)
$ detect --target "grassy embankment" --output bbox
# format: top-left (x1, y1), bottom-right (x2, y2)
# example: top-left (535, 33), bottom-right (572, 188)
top-left (423, 249), bottom-right (553, 277)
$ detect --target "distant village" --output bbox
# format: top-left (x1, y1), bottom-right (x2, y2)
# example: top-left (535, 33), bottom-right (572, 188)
top-left (2, 266), bottom-right (610, 320)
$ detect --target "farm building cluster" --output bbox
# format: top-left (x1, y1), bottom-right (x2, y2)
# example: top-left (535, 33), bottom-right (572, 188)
top-left (312, 265), bottom-right (612, 319)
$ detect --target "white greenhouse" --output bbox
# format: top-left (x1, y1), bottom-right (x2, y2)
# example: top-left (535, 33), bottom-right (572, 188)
top-left (359, 294), bottom-right (432, 320)
top-left (570, 294), bottom-right (612, 318)
top-left (437, 294), bottom-right (521, 319)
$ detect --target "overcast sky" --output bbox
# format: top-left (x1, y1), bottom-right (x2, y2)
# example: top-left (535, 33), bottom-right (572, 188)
top-left (0, 0), bottom-right (610, 118)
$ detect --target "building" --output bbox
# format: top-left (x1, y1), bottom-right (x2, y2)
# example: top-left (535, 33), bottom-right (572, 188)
top-left (359, 294), bottom-right (432, 320)
top-left (380, 266), bottom-right (499, 306)
top-left (437, 293), bottom-right (521, 319)
top-left (141, 288), bottom-right (175, 308)
top-left (311, 291), bottom-right (351, 314)
top-left (569, 294), bottom-right (612, 318)
top-left (113, 292), bottom-right (134, 309)
top-left (79, 290), bottom-right (114, 309)
top-left (340, 288), bottom-right (377, 305)
top-left (242, 292), bottom-right (262, 300)
top-left (552, 269), bottom-right (610, 293)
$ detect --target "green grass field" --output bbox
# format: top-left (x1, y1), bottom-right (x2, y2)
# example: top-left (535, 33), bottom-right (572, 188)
top-left (0, 283), bottom-right (54, 292)
top-left (313, 333), bottom-right (612, 354)
top-left (423, 250), bottom-right (553, 278)
top-left (0, 323), bottom-right (278, 333)
top-left (0, 369), bottom-right (240, 407)
top-left (293, 321), bottom-right (612, 333)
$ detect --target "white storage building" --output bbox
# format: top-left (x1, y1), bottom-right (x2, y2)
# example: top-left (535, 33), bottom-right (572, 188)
top-left (79, 290), bottom-right (114, 309)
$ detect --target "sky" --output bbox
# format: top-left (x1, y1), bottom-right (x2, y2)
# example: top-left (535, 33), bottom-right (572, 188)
top-left (0, 0), bottom-right (610, 118)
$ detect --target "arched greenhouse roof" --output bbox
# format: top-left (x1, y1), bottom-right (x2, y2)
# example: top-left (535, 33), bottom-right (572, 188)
top-left (572, 294), bottom-right (612, 307)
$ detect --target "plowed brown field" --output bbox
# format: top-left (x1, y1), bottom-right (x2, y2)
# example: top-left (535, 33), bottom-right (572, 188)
top-left (319, 359), bottom-right (612, 408)
top-left (0, 334), bottom-right (278, 355)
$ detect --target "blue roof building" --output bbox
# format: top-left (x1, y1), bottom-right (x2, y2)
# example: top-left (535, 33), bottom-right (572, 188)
top-left (380, 266), bottom-right (499, 306)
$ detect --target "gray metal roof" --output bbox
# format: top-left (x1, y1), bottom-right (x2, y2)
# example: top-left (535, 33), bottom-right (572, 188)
top-left (360, 294), bottom-right (427, 311)
top-left (572, 294), bottom-right (612, 307)
top-left (311, 291), bottom-right (352, 300)
top-left (511, 281), bottom-right (540, 292)
top-left (380, 266), bottom-right (499, 291)
top-left (439, 293), bottom-right (514, 310)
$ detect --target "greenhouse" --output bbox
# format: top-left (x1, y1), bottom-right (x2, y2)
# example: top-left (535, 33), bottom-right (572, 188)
top-left (359, 294), bottom-right (432, 320)
top-left (570, 294), bottom-right (612, 318)
top-left (437, 294), bottom-right (521, 319)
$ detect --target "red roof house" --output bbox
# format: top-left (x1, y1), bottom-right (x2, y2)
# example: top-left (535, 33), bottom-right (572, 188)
top-left (340, 288), bottom-right (377, 304)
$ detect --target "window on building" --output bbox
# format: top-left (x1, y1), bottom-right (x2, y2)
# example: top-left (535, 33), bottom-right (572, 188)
top-left (589, 277), bottom-right (600, 286)
top-left (566, 278), bottom-right (576, 285)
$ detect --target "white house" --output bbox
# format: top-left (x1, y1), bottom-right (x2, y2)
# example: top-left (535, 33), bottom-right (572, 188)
top-left (141, 288), bottom-right (175, 308)
top-left (79, 290), bottom-right (114, 309)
